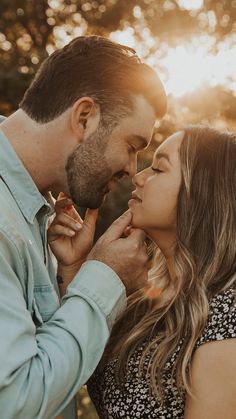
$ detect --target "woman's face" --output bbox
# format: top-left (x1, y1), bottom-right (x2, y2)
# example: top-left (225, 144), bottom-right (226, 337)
top-left (128, 131), bottom-right (184, 242)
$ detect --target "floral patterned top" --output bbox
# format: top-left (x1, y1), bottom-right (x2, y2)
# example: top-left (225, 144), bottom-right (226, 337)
top-left (88, 288), bottom-right (236, 418)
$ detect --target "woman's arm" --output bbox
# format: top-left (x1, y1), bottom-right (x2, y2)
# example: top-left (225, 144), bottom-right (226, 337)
top-left (48, 194), bottom-right (98, 296)
top-left (184, 339), bottom-right (236, 419)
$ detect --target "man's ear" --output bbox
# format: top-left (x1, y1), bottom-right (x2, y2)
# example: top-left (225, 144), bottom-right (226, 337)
top-left (70, 97), bottom-right (100, 141)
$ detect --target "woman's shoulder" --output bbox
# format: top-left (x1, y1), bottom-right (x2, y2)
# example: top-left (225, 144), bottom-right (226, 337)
top-left (196, 287), bottom-right (236, 348)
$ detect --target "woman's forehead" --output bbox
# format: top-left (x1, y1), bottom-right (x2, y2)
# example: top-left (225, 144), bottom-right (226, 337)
top-left (155, 131), bottom-right (184, 155)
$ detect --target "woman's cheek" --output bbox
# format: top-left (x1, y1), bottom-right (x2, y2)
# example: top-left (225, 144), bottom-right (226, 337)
top-left (130, 208), bottom-right (144, 229)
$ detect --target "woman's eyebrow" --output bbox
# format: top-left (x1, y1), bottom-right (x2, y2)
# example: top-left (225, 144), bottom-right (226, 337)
top-left (154, 152), bottom-right (171, 164)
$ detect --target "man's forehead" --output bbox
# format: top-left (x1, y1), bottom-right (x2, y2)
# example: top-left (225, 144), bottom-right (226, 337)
top-left (132, 95), bottom-right (156, 122)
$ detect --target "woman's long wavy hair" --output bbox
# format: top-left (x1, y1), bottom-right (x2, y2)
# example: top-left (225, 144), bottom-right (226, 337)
top-left (105, 126), bottom-right (236, 399)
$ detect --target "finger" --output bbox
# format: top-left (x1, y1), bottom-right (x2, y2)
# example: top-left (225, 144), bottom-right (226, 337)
top-left (48, 224), bottom-right (76, 241)
top-left (57, 192), bottom-right (68, 199)
top-left (123, 225), bottom-right (133, 237)
top-left (126, 228), bottom-right (146, 244)
top-left (51, 213), bottom-right (83, 232)
top-left (104, 210), bottom-right (132, 241)
top-left (55, 199), bottom-right (83, 223)
top-left (66, 205), bottom-right (83, 223)
top-left (55, 197), bottom-right (73, 213)
top-left (83, 208), bottom-right (99, 230)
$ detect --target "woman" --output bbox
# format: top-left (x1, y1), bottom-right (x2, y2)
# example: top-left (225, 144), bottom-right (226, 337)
top-left (49, 126), bottom-right (236, 418)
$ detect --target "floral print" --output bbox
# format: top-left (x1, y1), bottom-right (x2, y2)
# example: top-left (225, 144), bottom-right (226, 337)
top-left (88, 288), bottom-right (236, 418)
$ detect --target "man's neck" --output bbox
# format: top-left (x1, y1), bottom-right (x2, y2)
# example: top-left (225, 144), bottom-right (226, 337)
top-left (0, 109), bottom-right (67, 195)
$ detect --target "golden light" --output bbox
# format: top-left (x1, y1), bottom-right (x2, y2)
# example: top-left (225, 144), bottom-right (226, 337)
top-left (110, 28), bottom-right (136, 49)
top-left (46, 5), bottom-right (236, 101)
top-left (110, 30), bottom-right (236, 98)
top-left (161, 36), bottom-right (236, 97)
top-left (177, 0), bottom-right (204, 10)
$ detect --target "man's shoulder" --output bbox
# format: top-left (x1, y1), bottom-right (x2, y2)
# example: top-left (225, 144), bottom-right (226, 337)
top-left (0, 178), bottom-right (26, 237)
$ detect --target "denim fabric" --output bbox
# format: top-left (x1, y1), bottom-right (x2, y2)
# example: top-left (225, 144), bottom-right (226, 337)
top-left (0, 124), bottom-right (126, 419)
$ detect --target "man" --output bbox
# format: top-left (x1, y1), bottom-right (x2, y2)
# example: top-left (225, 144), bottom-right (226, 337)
top-left (0, 36), bottom-right (166, 418)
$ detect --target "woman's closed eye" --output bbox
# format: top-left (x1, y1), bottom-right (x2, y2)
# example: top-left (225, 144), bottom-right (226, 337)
top-left (151, 166), bottom-right (163, 173)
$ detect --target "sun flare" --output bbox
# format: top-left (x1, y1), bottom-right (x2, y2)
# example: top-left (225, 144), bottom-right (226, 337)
top-left (110, 30), bottom-right (236, 98)
top-left (161, 37), bottom-right (236, 97)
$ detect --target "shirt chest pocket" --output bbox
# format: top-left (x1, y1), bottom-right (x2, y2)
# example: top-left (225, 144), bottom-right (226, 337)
top-left (33, 284), bottom-right (60, 324)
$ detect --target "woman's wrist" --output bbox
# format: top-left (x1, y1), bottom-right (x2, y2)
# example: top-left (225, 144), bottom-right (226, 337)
top-left (57, 260), bottom-right (85, 296)
top-left (57, 259), bottom-right (85, 276)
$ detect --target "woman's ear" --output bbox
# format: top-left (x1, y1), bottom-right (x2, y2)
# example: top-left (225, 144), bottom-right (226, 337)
top-left (70, 97), bottom-right (100, 142)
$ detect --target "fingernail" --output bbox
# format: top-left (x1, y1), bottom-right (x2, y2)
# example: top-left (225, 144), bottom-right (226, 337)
top-left (69, 230), bottom-right (75, 236)
top-left (75, 223), bottom-right (82, 230)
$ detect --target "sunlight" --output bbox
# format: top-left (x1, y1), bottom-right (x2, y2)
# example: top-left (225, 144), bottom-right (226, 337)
top-left (49, 21), bottom-right (236, 100)
top-left (162, 36), bottom-right (236, 97)
top-left (109, 29), bottom-right (236, 98)
top-left (177, 0), bottom-right (204, 10)
top-left (110, 28), bottom-right (136, 49)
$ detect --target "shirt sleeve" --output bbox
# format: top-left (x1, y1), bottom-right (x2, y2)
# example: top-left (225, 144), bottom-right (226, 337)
top-left (0, 232), bottom-right (126, 419)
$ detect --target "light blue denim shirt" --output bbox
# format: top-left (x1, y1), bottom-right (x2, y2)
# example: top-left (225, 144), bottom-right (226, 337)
top-left (0, 123), bottom-right (126, 419)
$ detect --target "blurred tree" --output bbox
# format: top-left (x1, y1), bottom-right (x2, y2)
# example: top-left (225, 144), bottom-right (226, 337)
top-left (1, 0), bottom-right (236, 249)
top-left (0, 0), bottom-right (51, 111)
top-left (1, 2), bottom-right (235, 417)
top-left (1, 0), bottom-right (236, 113)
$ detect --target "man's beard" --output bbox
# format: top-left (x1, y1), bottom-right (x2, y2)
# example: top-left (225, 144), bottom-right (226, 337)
top-left (65, 128), bottom-right (112, 209)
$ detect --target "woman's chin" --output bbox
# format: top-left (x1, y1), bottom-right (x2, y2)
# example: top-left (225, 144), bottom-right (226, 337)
top-left (128, 205), bottom-right (146, 230)
top-left (130, 215), bottom-right (143, 230)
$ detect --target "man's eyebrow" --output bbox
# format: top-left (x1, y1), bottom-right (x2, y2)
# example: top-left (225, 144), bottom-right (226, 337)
top-left (154, 152), bottom-right (171, 163)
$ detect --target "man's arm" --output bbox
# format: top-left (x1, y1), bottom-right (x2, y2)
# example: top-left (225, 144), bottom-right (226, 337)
top-left (0, 233), bottom-right (125, 419)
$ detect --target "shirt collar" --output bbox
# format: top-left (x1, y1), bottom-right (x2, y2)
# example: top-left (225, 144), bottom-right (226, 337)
top-left (0, 127), bottom-right (54, 224)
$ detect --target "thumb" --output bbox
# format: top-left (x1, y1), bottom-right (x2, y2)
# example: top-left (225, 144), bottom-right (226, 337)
top-left (123, 225), bottom-right (134, 237)
top-left (83, 208), bottom-right (99, 231)
top-left (104, 210), bottom-right (132, 241)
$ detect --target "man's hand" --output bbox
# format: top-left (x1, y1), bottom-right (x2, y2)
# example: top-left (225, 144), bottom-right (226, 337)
top-left (87, 211), bottom-right (149, 294)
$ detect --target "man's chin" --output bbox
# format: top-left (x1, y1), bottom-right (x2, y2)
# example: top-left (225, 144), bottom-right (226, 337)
top-left (69, 184), bottom-right (110, 208)
top-left (81, 194), bottom-right (106, 209)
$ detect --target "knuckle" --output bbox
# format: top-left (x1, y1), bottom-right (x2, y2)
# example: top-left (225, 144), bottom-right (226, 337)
top-left (131, 242), bottom-right (139, 253)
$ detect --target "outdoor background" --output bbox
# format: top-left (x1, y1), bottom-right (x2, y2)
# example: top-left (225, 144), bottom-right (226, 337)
top-left (0, 0), bottom-right (235, 417)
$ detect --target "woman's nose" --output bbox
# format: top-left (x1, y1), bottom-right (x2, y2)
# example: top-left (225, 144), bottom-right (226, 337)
top-left (132, 167), bottom-right (148, 187)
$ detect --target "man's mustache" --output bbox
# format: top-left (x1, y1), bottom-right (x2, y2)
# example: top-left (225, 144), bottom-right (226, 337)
top-left (113, 171), bottom-right (129, 181)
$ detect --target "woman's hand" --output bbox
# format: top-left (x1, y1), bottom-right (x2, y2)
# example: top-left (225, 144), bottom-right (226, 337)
top-left (48, 193), bottom-right (98, 270)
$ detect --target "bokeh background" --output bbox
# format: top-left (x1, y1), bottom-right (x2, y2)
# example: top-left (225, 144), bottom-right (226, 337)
top-left (1, 1), bottom-right (235, 417)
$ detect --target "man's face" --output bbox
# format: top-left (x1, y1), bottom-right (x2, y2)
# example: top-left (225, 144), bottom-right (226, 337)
top-left (66, 96), bottom-right (156, 208)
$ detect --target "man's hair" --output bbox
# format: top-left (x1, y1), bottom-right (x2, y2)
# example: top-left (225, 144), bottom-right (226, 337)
top-left (20, 35), bottom-right (166, 125)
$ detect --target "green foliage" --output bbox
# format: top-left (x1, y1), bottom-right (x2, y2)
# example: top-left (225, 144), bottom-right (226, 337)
top-left (0, 2), bottom-right (235, 417)
top-left (76, 386), bottom-right (99, 418)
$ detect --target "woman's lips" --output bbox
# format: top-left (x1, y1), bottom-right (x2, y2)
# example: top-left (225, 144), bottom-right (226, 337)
top-left (128, 192), bottom-right (142, 207)
top-left (131, 192), bottom-right (142, 202)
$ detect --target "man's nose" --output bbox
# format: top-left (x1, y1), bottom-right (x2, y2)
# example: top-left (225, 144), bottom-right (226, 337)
top-left (126, 155), bottom-right (137, 178)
